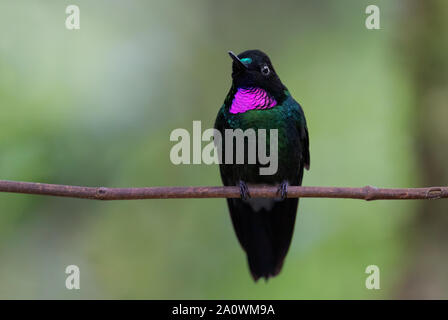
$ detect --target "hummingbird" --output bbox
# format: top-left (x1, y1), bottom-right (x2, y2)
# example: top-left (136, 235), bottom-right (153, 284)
top-left (214, 50), bottom-right (310, 281)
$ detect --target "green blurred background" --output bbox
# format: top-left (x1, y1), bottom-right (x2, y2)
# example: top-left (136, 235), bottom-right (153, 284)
top-left (0, 0), bottom-right (447, 299)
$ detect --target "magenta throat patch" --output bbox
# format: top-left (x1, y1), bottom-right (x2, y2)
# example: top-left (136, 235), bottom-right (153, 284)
top-left (229, 87), bottom-right (277, 114)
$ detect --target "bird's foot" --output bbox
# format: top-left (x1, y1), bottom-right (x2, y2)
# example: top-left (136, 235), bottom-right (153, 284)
top-left (239, 181), bottom-right (251, 200)
top-left (277, 181), bottom-right (288, 200)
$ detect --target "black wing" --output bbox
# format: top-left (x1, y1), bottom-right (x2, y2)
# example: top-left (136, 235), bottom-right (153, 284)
top-left (297, 103), bottom-right (310, 171)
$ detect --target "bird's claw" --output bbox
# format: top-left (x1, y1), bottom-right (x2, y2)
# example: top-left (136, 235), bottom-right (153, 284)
top-left (239, 181), bottom-right (251, 200)
top-left (277, 181), bottom-right (288, 200)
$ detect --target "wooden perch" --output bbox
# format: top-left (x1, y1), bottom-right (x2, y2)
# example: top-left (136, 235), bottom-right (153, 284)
top-left (0, 180), bottom-right (447, 201)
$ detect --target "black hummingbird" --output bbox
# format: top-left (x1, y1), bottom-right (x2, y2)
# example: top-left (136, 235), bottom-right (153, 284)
top-left (214, 50), bottom-right (310, 281)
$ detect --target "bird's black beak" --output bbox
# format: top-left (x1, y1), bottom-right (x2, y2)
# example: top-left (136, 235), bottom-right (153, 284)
top-left (228, 51), bottom-right (248, 70)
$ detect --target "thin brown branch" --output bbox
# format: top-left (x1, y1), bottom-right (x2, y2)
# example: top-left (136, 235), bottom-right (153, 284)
top-left (0, 179), bottom-right (447, 201)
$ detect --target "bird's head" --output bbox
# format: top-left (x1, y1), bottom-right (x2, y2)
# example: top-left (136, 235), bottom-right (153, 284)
top-left (228, 49), bottom-right (286, 101)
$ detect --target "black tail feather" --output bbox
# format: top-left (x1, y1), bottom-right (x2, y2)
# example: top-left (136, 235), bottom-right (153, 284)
top-left (227, 198), bottom-right (298, 281)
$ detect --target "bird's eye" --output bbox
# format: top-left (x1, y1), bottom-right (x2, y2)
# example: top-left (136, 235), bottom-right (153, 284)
top-left (261, 65), bottom-right (270, 76)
